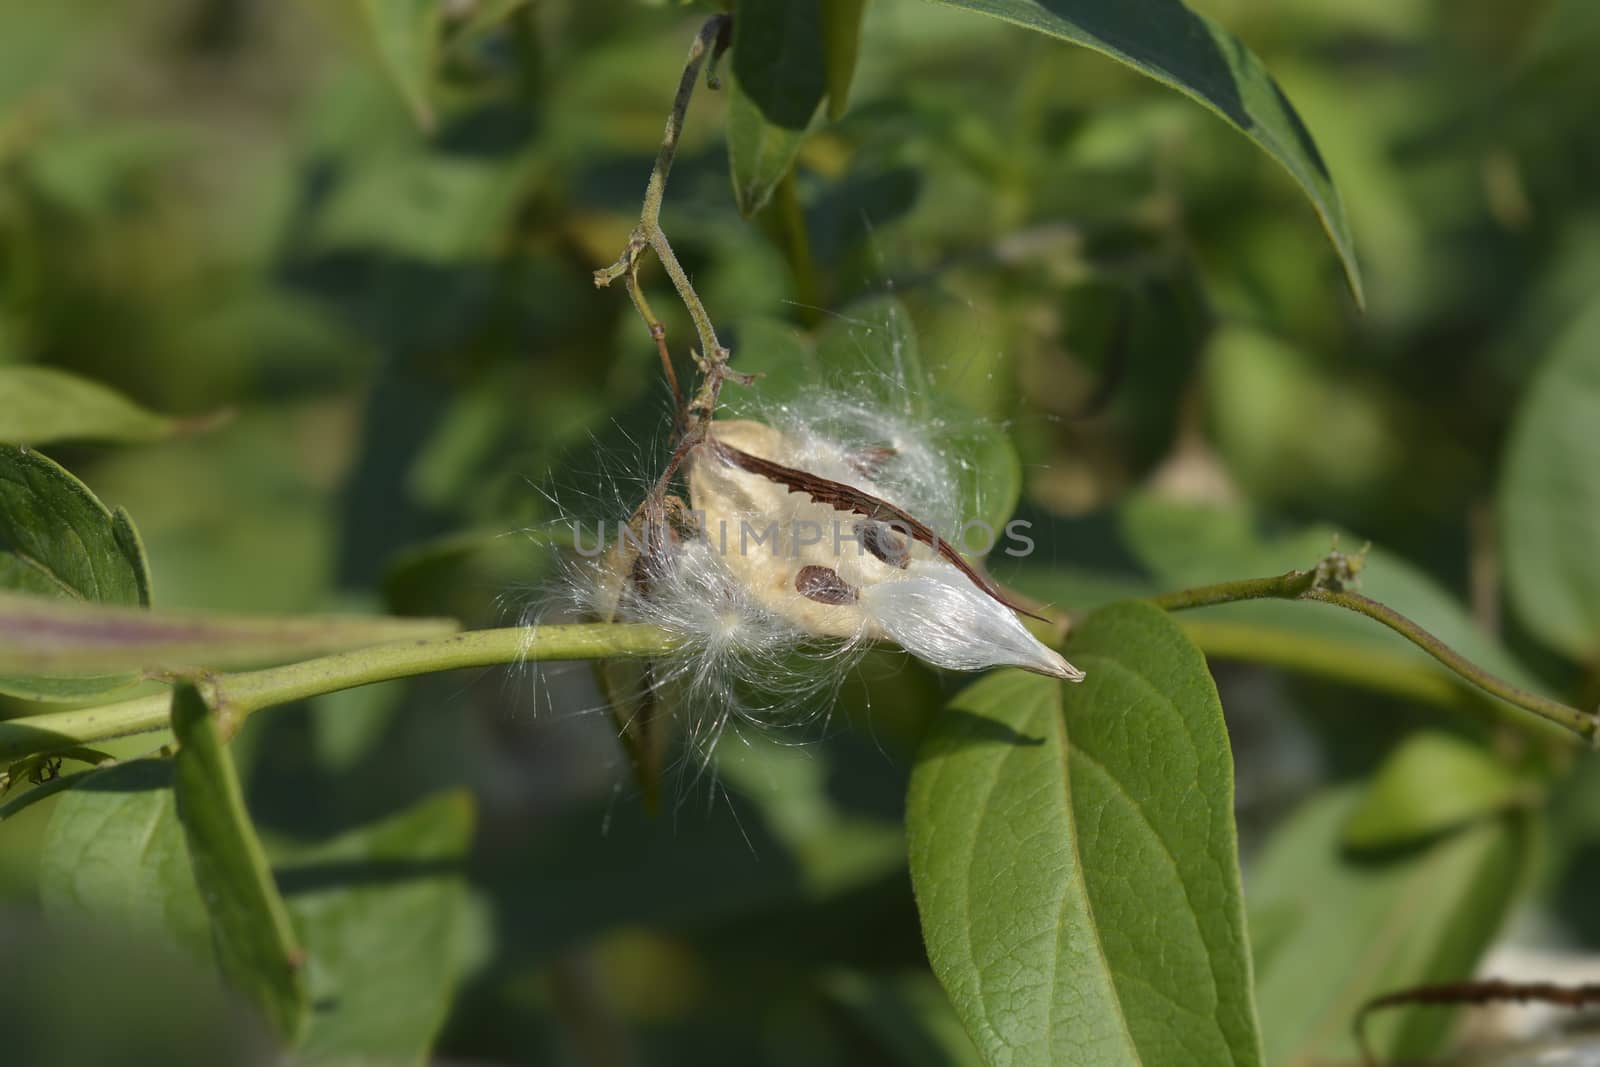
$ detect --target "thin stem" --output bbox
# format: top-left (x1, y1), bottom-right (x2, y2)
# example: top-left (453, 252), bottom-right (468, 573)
top-left (1152, 569), bottom-right (1600, 746)
top-left (0, 623), bottom-right (679, 763)
top-left (771, 169), bottom-right (822, 327)
top-left (594, 15), bottom-right (732, 371)
top-left (622, 263), bottom-right (683, 411)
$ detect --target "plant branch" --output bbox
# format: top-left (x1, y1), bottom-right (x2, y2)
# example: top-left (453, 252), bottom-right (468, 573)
top-left (0, 623), bottom-right (679, 763)
top-left (1151, 568), bottom-right (1600, 746)
top-left (594, 14), bottom-right (733, 378)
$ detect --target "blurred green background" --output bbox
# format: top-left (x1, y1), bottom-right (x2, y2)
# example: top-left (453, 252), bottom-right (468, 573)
top-left (4, 0), bottom-right (1600, 1063)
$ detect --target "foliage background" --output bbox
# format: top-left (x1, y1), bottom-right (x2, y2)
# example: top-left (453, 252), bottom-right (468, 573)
top-left (3, 0), bottom-right (1600, 1063)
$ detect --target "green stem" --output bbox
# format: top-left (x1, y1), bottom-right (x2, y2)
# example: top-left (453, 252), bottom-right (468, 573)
top-left (0, 623), bottom-right (679, 763)
top-left (771, 169), bottom-right (822, 327)
top-left (1152, 570), bottom-right (1600, 747)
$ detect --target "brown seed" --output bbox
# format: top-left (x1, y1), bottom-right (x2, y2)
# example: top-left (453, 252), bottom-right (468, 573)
top-left (857, 522), bottom-right (910, 568)
top-left (796, 565), bottom-right (859, 605)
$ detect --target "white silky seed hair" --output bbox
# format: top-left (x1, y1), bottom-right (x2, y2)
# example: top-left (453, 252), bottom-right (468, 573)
top-left (686, 417), bottom-right (1083, 682)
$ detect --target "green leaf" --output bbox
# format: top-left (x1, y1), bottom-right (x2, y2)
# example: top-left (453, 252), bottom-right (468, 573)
top-left (0, 589), bottom-right (458, 675)
top-left (0, 444), bottom-right (153, 700)
top-left (1342, 732), bottom-right (1526, 849)
top-left (908, 602), bottom-right (1264, 1066)
top-left (40, 769), bottom-right (473, 1061)
top-left (1500, 299), bottom-right (1600, 662)
top-left (1249, 788), bottom-right (1534, 1064)
top-left (916, 0), bottom-right (1363, 303)
top-left (0, 446), bottom-right (150, 604)
top-left (283, 791), bottom-right (474, 1062)
top-left (171, 683), bottom-right (309, 1043)
top-left (820, 0), bottom-right (867, 120)
top-left (358, 0), bottom-right (441, 130)
top-left (733, 0), bottom-right (828, 131)
top-left (729, 0), bottom-right (827, 215)
top-left (39, 759), bottom-right (213, 962)
top-left (0, 365), bottom-right (202, 446)
top-left (729, 74), bottom-right (811, 217)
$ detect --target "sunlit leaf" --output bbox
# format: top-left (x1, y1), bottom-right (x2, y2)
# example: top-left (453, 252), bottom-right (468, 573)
top-left (908, 602), bottom-right (1264, 1066)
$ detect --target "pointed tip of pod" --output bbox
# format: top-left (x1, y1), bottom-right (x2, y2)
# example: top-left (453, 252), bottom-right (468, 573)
top-left (1031, 646), bottom-right (1086, 683)
top-left (860, 563), bottom-right (1086, 683)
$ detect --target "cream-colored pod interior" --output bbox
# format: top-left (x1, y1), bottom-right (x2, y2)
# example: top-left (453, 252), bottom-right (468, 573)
top-left (686, 419), bottom-right (914, 639)
top-left (687, 418), bottom-right (1083, 682)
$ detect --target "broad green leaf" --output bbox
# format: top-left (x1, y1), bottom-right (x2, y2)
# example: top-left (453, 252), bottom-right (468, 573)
top-left (729, 0), bottom-right (826, 214)
top-left (0, 445), bottom-right (153, 700)
top-left (0, 365), bottom-right (198, 446)
top-left (820, 0), bottom-right (867, 120)
top-left (908, 602), bottom-right (1264, 1067)
top-left (825, 971), bottom-right (983, 1067)
top-left (282, 791), bottom-right (474, 1061)
top-left (916, 0), bottom-right (1363, 303)
top-left (0, 589), bottom-right (458, 675)
top-left (1500, 299), bottom-right (1600, 661)
top-left (728, 74), bottom-right (810, 217)
top-left (733, 0), bottom-right (827, 131)
top-left (358, 0), bottom-right (441, 130)
top-left (1342, 732), bottom-right (1525, 849)
top-left (39, 759), bottom-right (212, 961)
top-left (171, 683), bottom-right (309, 1042)
top-left (0, 446), bottom-right (150, 604)
top-left (1249, 788), bottom-right (1533, 1065)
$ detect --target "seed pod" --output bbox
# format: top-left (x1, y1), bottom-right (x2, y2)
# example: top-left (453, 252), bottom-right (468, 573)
top-left (687, 419), bottom-right (1083, 682)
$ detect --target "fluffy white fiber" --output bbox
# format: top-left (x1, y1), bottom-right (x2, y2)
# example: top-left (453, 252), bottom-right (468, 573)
top-left (525, 371), bottom-right (1081, 764)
